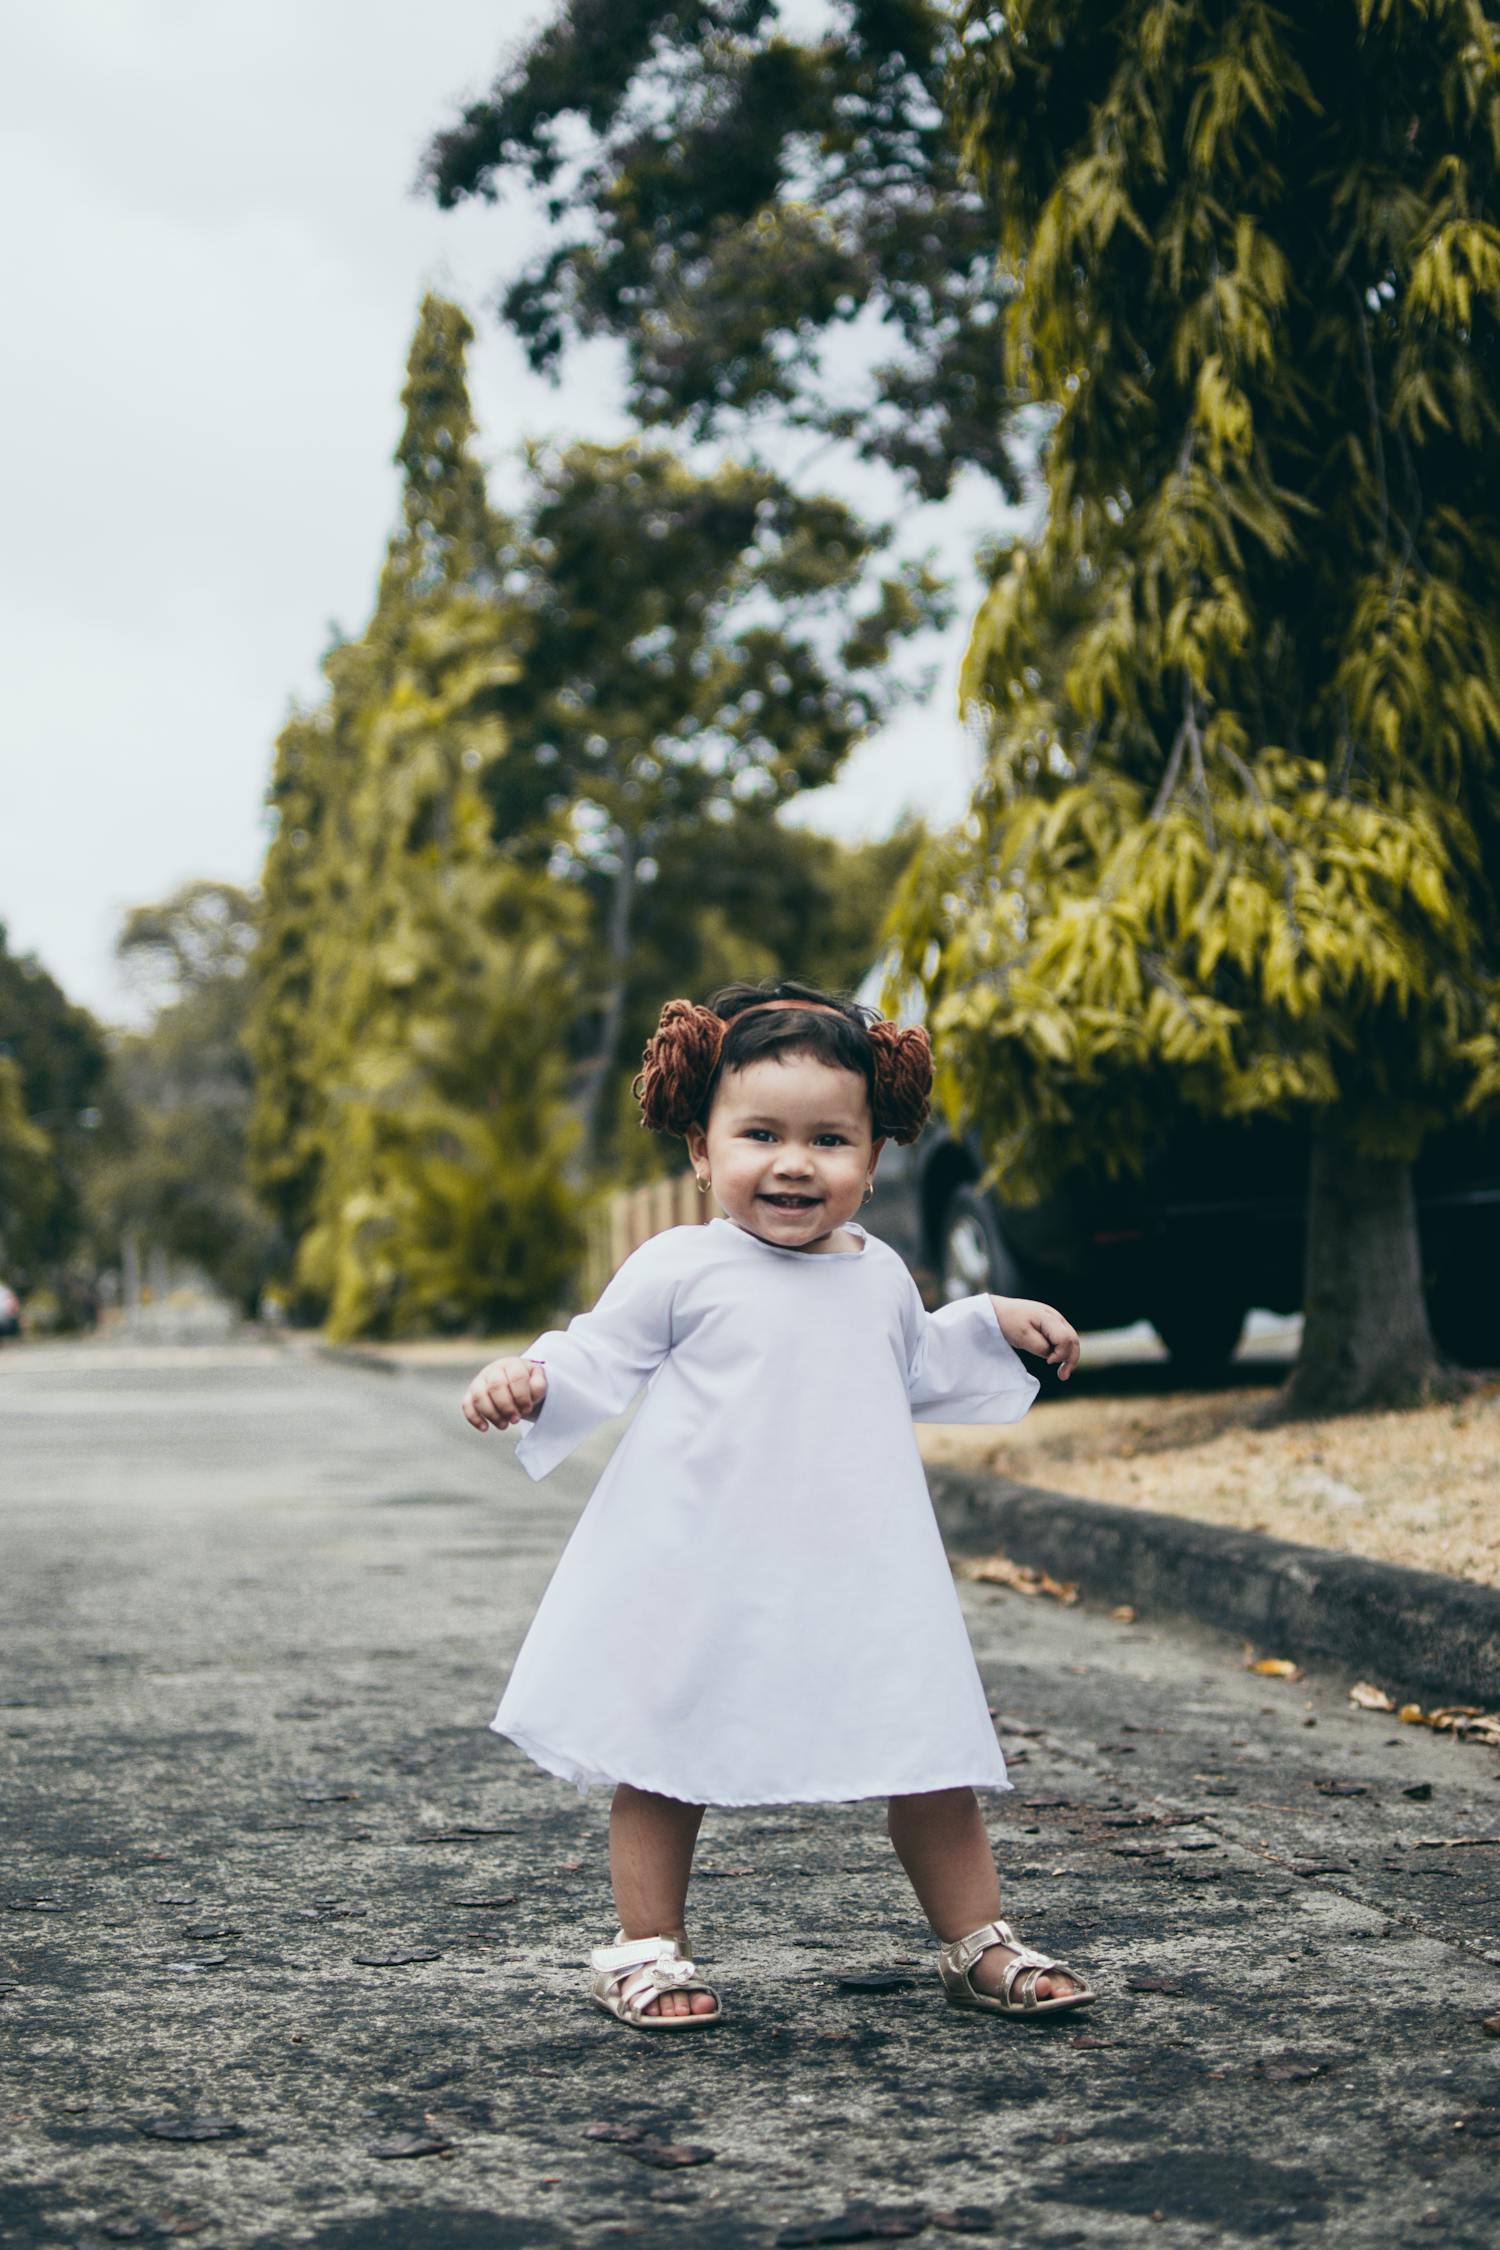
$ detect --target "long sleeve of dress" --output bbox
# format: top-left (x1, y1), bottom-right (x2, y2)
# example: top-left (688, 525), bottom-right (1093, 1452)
top-left (512, 1232), bottom-right (680, 1482)
top-left (906, 1290), bottom-right (1040, 1424)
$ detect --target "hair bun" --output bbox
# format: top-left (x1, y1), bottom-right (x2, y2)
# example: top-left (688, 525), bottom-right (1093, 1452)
top-left (868, 1020), bottom-right (933, 1146)
top-left (632, 998), bottom-right (726, 1137)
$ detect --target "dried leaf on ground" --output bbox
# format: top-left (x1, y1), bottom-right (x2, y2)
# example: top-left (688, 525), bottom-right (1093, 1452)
top-left (1387, 1701), bottom-right (1500, 1746)
top-left (953, 1552), bottom-right (1078, 1604)
top-left (366, 2133), bottom-right (452, 2160)
top-left (1242, 1649), bottom-right (1302, 1679)
top-left (1349, 1682), bottom-right (1395, 1712)
top-left (1414, 1836), bottom-right (1500, 1850)
top-left (778, 2209), bottom-right (929, 2245)
top-left (136, 2118), bottom-right (239, 2142)
top-left (619, 2141), bottom-right (716, 2170)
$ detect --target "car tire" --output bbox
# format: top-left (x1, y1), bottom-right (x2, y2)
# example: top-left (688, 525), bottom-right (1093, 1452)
top-left (938, 1186), bottom-right (1024, 1303)
top-left (1150, 1297), bottom-right (1249, 1384)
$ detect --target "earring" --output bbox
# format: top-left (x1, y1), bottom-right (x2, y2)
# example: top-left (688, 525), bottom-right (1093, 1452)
top-left (863, 1179), bottom-right (875, 1203)
top-left (696, 1174), bottom-right (710, 1194)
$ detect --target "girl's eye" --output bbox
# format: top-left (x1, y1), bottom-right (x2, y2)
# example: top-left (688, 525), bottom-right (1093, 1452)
top-left (741, 1129), bottom-right (846, 1144)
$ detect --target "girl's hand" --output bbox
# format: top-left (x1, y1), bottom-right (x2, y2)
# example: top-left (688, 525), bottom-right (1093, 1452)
top-left (461, 1356), bottom-right (548, 1432)
top-left (989, 1296), bottom-right (1081, 1381)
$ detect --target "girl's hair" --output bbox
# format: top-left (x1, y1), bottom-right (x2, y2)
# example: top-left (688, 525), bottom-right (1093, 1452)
top-left (632, 978), bottom-right (932, 1145)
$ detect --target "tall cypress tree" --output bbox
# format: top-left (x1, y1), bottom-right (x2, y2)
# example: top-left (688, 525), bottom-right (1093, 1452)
top-left (890, 0), bottom-right (1500, 1413)
top-left (249, 296), bottom-right (586, 1337)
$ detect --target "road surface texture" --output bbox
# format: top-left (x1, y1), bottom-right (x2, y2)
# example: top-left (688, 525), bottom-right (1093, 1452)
top-left (4, 1335), bottom-right (1499, 2249)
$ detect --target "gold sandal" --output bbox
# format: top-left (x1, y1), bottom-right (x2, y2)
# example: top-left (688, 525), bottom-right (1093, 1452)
top-left (587, 1929), bottom-right (724, 2031)
top-left (937, 1916), bottom-right (1095, 2018)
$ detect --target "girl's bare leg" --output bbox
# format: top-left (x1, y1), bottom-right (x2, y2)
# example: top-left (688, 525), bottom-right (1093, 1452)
top-left (886, 1785), bottom-right (1079, 1999)
top-left (608, 1782), bottom-right (716, 2016)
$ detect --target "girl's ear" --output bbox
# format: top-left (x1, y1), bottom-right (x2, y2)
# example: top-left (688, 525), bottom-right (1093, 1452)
top-left (684, 1122), bottom-right (707, 1165)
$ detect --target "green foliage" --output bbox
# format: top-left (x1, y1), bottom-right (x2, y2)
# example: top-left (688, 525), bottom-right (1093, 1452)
top-left (247, 296), bottom-right (588, 1340)
top-left (0, 922), bottom-right (112, 1288)
top-left (419, 0), bottom-right (1022, 501)
top-left (0, 1054), bottom-right (55, 1272)
top-left (888, 0), bottom-right (1500, 1204)
top-left (88, 882), bottom-right (280, 1317)
top-left (486, 433), bottom-right (948, 1169)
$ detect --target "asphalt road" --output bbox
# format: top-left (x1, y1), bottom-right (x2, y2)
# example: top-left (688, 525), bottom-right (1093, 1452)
top-left (4, 1334), bottom-right (1500, 2250)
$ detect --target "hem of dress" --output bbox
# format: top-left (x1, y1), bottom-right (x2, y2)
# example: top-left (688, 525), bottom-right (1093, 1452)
top-left (491, 1718), bottom-right (1013, 1806)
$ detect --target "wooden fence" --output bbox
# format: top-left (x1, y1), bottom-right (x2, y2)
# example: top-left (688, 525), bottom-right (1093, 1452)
top-left (579, 1171), bottom-right (713, 1310)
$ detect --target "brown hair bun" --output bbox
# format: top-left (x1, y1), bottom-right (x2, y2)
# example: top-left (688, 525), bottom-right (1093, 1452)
top-left (632, 999), bottom-right (726, 1137)
top-left (868, 1019), bottom-right (933, 1145)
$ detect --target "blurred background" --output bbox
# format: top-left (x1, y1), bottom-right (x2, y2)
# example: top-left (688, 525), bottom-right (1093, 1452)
top-left (2, 0), bottom-right (1496, 1429)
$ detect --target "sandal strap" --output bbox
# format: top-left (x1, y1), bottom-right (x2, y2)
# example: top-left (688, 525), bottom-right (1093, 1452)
top-left (945, 1918), bottom-right (1019, 1976)
top-left (591, 1933), bottom-right (695, 1973)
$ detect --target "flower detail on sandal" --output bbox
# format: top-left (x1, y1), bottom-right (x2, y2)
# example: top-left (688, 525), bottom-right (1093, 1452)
top-left (937, 1917), bottom-right (1095, 2017)
top-left (587, 1930), bottom-right (724, 2031)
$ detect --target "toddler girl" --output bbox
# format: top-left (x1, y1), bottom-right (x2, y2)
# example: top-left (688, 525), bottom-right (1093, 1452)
top-left (461, 981), bottom-right (1095, 2031)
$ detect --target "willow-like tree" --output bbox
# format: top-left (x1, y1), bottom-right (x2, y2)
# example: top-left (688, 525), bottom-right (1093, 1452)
top-left (889, 0), bottom-right (1500, 1414)
top-left (248, 295), bottom-right (587, 1338)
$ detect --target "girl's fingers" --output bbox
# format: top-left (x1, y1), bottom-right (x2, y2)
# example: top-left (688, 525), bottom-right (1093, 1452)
top-left (461, 1360), bottom-right (547, 1431)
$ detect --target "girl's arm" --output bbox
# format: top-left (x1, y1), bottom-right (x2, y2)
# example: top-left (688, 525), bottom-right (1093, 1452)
top-left (478, 1231), bottom-right (681, 1481)
top-left (989, 1295), bottom-right (1081, 1381)
top-left (905, 1284), bottom-right (1042, 1424)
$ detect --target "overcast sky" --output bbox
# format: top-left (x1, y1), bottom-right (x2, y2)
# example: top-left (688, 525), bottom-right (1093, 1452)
top-left (2, 0), bottom-right (1028, 1030)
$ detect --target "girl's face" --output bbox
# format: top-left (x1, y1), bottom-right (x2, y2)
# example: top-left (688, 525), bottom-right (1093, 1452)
top-left (684, 1051), bottom-right (886, 1254)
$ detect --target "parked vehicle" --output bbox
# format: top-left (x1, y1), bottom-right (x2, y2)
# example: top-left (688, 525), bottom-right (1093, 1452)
top-left (855, 960), bottom-right (1500, 1379)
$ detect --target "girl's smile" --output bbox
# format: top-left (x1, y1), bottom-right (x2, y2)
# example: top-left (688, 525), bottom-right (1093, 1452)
top-left (684, 1053), bottom-right (886, 1254)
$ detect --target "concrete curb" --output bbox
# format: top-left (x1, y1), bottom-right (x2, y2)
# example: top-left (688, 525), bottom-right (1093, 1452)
top-left (926, 1464), bottom-right (1500, 1707)
top-left (301, 1340), bottom-right (402, 1375)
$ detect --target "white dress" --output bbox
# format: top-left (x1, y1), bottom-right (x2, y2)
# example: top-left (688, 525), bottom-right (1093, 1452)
top-left (491, 1216), bottom-right (1039, 1806)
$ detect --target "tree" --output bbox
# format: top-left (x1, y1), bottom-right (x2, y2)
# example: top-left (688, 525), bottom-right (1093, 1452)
top-left (489, 436), bottom-right (947, 1167)
top-left (248, 295), bottom-right (588, 1339)
top-left (420, 0), bottom-right (1023, 503)
top-left (889, 0), bottom-right (1500, 1414)
top-left (0, 922), bottom-right (113, 1304)
top-left (92, 881), bottom-right (279, 1318)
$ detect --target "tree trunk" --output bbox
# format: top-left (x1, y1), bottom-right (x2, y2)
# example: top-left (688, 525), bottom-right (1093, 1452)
top-left (575, 830), bottom-right (638, 1176)
top-left (1274, 1105), bottom-right (1452, 1418)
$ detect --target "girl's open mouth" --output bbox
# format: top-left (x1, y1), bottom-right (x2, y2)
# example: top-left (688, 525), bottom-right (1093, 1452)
top-left (761, 1194), bottom-right (820, 1209)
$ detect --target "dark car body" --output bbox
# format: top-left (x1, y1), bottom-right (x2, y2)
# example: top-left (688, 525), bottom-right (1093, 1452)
top-left (857, 962), bottom-right (1500, 1374)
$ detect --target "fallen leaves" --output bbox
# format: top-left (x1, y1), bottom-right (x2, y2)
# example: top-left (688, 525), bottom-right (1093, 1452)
top-left (1242, 1648), bottom-right (1302, 1679)
top-left (583, 2122), bottom-right (715, 2169)
top-left (366, 2133), bottom-right (452, 2161)
top-left (1348, 1684), bottom-right (1500, 1747)
top-left (952, 1552), bottom-right (1078, 1604)
top-left (619, 2142), bottom-right (716, 2170)
top-left (136, 2118), bottom-right (239, 2143)
top-left (778, 2207), bottom-right (930, 2244)
top-left (1413, 1836), bottom-right (1500, 1851)
top-left (351, 1948), bottom-right (442, 1967)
